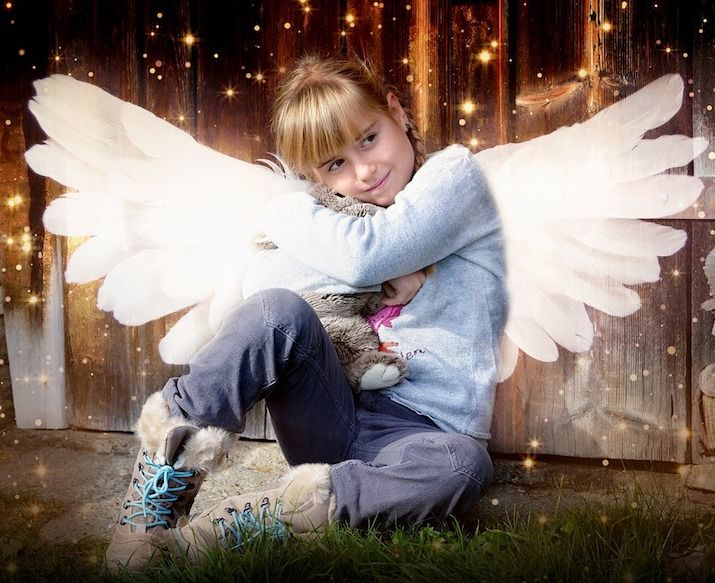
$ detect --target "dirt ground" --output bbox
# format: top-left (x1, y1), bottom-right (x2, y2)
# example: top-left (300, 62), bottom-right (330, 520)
top-left (0, 422), bottom-right (714, 550)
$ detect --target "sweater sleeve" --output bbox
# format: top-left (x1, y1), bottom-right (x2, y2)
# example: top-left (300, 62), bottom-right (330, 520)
top-left (256, 145), bottom-right (498, 287)
top-left (241, 247), bottom-right (381, 299)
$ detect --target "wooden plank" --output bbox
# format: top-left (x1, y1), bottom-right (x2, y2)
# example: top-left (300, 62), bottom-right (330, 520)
top-left (690, 0), bottom-right (715, 465)
top-left (693, 0), bottom-right (715, 218)
top-left (448, 1), bottom-right (506, 150)
top-left (0, 0), bottom-right (67, 429)
top-left (691, 221), bottom-right (715, 462)
top-left (409, 0), bottom-right (448, 151)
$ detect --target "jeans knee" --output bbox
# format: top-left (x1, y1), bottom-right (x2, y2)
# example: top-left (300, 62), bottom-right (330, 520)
top-left (442, 434), bottom-right (493, 494)
top-left (260, 289), bottom-right (316, 330)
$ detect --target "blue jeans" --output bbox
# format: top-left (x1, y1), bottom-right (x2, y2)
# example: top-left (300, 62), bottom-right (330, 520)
top-left (161, 289), bottom-right (493, 527)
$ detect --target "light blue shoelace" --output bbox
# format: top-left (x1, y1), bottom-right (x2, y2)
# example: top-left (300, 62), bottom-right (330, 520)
top-left (121, 453), bottom-right (195, 528)
top-left (215, 497), bottom-right (289, 550)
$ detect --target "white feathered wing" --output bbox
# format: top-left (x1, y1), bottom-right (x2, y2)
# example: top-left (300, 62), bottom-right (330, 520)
top-left (26, 74), bottom-right (706, 378)
top-left (25, 74), bottom-right (311, 364)
top-left (474, 74), bottom-right (708, 381)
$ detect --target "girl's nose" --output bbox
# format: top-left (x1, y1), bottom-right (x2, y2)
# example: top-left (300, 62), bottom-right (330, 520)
top-left (354, 159), bottom-right (376, 182)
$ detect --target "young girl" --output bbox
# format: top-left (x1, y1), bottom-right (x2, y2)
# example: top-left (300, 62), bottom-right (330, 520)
top-left (105, 54), bottom-right (507, 571)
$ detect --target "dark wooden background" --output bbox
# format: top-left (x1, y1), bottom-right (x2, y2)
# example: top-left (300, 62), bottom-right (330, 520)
top-left (1, 0), bottom-right (714, 464)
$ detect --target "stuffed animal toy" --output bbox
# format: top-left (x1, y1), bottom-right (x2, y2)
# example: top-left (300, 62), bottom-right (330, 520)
top-left (260, 183), bottom-right (409, 393)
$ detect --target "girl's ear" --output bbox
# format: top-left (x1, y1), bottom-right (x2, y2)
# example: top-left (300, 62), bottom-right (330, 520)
top-left (386, 92), bottom-right (408, 130)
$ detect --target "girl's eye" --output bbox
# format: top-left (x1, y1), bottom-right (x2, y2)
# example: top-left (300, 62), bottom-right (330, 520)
top-left (328, 159), bottom-right (344, 172)
top-left (362, 133), bottom-right (377, 146)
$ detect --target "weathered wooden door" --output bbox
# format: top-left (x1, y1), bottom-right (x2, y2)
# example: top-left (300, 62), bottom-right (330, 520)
top-left (2, 1), bottom-right (713, 464)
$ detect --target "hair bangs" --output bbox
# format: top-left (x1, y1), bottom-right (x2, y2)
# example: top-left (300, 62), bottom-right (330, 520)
top-left (279, 82), bottom-right (376, 176)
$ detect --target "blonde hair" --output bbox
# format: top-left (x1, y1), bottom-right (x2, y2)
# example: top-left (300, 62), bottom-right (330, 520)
top-left (272, 53), bottom-right (426, 178)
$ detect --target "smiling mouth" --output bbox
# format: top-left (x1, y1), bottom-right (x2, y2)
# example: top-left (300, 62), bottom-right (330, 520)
top-left (368, 172), bottom-right (390, 192)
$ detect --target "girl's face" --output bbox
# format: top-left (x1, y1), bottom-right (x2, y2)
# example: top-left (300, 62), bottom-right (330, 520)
top-left (311, 93), bottom-right (415, 207)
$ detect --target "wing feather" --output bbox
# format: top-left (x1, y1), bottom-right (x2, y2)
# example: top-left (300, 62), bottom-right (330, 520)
top-left (479, 74), bottom-right (706, 380)
top-left (27, 74), bottom-right (312, 363)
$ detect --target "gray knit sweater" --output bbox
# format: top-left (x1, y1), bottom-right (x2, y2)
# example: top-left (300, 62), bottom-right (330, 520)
top-left (244, 145), bottom-right (507, 441)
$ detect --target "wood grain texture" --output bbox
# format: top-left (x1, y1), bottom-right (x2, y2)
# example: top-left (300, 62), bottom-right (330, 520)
top-left (692, 0), bottom-right (715, 222)
top-left (1, 0), bottom-right (711, 459)
top-left (409, 0), bottom-right (448, 151)
top-left (0, 0), bottom-right (67, 429)
top-left (449, 2), bottom-right (504, 149)
top-left (690, 221), bottom-right (715, 462)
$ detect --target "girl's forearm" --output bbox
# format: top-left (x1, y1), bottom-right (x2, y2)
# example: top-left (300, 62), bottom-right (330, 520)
top-left (258, 146), bottom-right (500, 286)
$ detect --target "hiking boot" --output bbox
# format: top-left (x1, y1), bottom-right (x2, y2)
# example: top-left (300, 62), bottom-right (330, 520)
top-left (105, 392), bottom-right (234, 573)
top-left (168, 463), bottom-right (336, 562)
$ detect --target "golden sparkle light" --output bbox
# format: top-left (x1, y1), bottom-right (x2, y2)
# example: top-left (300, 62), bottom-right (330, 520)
top-left (477, 50), bottom-right (492, 64)
top-left (469, 137), bottom-right (479, 147)
top-left (7, 194), bottom-right (22, 208)
top-left (224, 87), bottom-right (235, 97)
top-left (490, 40), bottom-right (498, 48)
top-left (461, 100), bottom-right (476, 114)
top-left (183, 33), bottom-right (196, 46)
top-left (578, 68), bottom-right (588, 78)
top-left (601, 22), bottom-right (612, 32)
top-left (346, 14), bottom-right (355, 24)
top-left (523, 456), bottom-right (535, 469)
top-left (28, 295), bottom-right (39, 305)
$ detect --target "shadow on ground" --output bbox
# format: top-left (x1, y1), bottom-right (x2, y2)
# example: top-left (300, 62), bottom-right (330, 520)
top-left (1, 424), bottom-right (714, 555)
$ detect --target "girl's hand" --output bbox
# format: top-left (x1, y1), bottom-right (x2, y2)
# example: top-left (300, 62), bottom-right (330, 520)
top-left (381, 269), bottom-right (428, 306)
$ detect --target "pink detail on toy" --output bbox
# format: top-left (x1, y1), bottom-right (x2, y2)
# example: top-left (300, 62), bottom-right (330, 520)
top-left (367, 305), bottom-right (403, 333)
top-left (378, 342), bottom-right (399, 353)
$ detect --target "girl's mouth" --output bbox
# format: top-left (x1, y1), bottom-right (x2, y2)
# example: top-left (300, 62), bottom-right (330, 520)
top-left (368, 171), bottom-right (390, 192)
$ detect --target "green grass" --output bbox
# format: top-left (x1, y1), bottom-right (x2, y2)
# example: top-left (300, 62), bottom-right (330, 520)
top-left (2, 476), bottom-right (714, 583)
